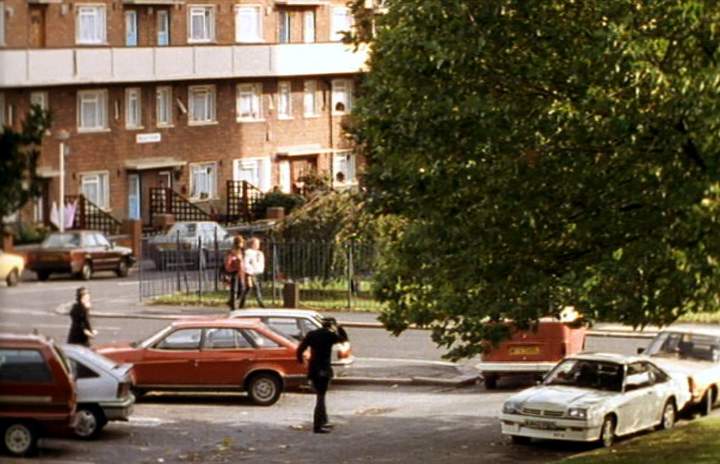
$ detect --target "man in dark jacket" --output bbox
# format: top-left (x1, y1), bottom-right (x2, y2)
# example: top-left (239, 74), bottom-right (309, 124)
top-left (67, 287), bottom-right (96, 346)
top-left (296, 317), bottom-right (348, 433)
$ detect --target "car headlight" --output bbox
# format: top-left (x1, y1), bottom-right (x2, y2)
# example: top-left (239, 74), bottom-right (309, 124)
top-left (503, 401), bottom-right (522, 414)
top-left (567, 408), bottom-right (588, 419)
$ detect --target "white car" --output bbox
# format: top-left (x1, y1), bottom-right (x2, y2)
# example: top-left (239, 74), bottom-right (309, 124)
top-left (228, 308), bottom-right (354, 365)
top-left (500, 353), bottom-right (691, 447)
top-left (61, 344), bottom-right (135, 438)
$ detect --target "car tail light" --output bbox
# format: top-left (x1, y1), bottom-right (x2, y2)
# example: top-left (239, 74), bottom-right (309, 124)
top-left (338, 344), bottom-right (352, 359)
top-left (117, 382), bottom-right (131, 398)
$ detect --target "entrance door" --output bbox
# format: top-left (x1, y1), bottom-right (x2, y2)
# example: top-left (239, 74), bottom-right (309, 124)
top-left (128, 174), bottom-right (140, 220)
top-left (29, 6), bottom-right (46, 48)
top-left (290, 156), bottom-right (317, 193)
top-left (140, 171), bottom-right (174, 226)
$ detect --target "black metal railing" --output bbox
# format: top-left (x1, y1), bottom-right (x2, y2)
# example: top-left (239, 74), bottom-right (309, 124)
top-left (65, 194), bottom-right (122, 236)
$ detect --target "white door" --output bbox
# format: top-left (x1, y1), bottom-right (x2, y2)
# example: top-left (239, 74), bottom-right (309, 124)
top-left (279, 161), bottom-right (291, 193)
top-left (128, 174), bottom-right (140, 220)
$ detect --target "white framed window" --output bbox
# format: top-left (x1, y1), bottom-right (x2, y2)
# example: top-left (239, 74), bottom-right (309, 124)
top-left (278, 10), bottom-right (291, 43)
top-left (234, 157), bottom-right (271, 192)
top-left (188, 5), bottom-right (215, 43)
top-left (331, 7), bottom-right (352, 42)
top-left (277, 81), bottom-right (292, 119)
top-left (235, 5), bottom-right (262, 43)
top-left (189, 162), bottom-right (217, 200)
top-left (236, 83), bottom-right (263, 121)
top-left (125, 10), bottom-right (138, 46)
top-left (188, 85), bottom-right (216, 124)
top-left (331, 79), bottom-right (353, 114)
top-left (303, 10), bottom-right (315, 43)
top-left (157, 10), bottom-right (170, 46)
top-left (30, 91), bottom-right (48, 111)
top-left (33, 196), bottom-right (44, 224)
top-left (0, 2), bottom-right (5, 47)
top-left (76, 5), bottom-right (107, 45)
top-left (333, 151), bottom-right (357, 186)
top-left (77, 89), bottom-right (108, 131)
top-left (156, 86), bottom-right (173, 127)
top-left (125, 88), bottom-right (142, 129)
top-left (80, 172), bottom-right (110, 210)
top-left (303, 80), bottom-right (318, 117)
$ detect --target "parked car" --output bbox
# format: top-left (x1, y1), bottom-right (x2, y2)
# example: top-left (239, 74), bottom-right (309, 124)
top-left (500, 353), bottom-right (691, 447)
top-left (0, 250), bottom-right (25, 286)
top-left (147, 221), bottom-right (233, 270)
top-left (228, 308), bottom-right (354, 366)
top-left (60, 344), bottom-right (135, 439)
top-left (643, 324), bottom-right (720, 416)
top-left (0, 333), bottom-right (77, 457)
top-left (26, 230), bottom-right (135, 281)
top-left (96, 318), bottom-right (306, 406)
top-left (476, 317), bottom-right (587, 389)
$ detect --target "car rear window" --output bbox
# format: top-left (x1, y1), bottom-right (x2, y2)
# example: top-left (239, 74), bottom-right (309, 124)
top-left (42, 233), bottom-right (81, 248)
top-left (0, 349), bottom-right (53, 383)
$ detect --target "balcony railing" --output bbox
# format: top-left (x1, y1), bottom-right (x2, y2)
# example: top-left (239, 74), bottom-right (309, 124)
top-left (0, 43), bottom-right (368, 88)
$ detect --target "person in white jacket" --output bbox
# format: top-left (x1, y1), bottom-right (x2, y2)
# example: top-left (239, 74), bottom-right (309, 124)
top-left (243, 237), bottom-right (265, 308)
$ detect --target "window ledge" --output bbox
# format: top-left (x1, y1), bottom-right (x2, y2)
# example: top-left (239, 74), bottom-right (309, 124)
top-left (157, 124), bottom-right (175, 129)
top-left (187, 39), bottom-right (216, 44)
top-left (236, 39), bottom-right (265, 44)
top-left (189, 196), bottom-right (216, 203)
top-left (303, 114), bottom-right (321, 119)
top-left (76, 42), bottom-right (110, 46)
top-left (126, 126), bottom-right (145, 131)
top-left (237, 118), bottom-right (266, 124)
top-left (278, 116), bottom-right (294, 121)
top-left (188, 120), bottom-right (219, 126)
top-left (77, 128), bottom-right (111, 134)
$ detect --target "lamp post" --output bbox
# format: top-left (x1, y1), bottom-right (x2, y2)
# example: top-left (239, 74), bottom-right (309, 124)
top-left (56, 130), bottom-right (70, 233)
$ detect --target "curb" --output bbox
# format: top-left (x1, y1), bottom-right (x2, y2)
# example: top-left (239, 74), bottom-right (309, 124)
top-left (334, 374), bottom-right (479, 387)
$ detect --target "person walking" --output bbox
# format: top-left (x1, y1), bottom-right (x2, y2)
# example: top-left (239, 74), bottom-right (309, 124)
top-left (243, 237), bottom-right (265, 308)
top-left (67, 287), bottom-right (97, 347)
top-left (224, 235), bottom-right (246, 311)
top-left (296, 317), bottom-right (349, 433)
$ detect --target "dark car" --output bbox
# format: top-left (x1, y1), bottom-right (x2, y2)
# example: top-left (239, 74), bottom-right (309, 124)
top-left (26, 231), bottom-right (135, 281)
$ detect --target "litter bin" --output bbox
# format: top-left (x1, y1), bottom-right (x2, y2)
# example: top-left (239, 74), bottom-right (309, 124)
top-left (283, 282), bottom-right (299, 308)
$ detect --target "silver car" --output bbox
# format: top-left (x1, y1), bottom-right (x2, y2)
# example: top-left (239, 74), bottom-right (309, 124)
top-left (229, 308), bottom-right (354, 365)
top-left (147, 221), bottom-right (233, 270)
top-left (61, 344), bottom-right (135, 439)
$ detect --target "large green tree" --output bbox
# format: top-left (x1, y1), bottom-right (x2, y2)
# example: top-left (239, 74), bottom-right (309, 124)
top-left (348, 0), bottom-right (720, 359)
top-left (0, 106), bottom-right (51, 227)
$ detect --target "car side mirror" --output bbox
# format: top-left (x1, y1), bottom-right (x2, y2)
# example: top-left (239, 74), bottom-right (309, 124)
top-left (637, 347), bottom-right (645, 355)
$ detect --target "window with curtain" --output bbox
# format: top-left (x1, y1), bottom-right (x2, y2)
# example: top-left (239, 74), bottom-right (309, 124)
top-left (277, 81), bottom-right (292, 119)
top-left (77, 89), bottom-right (108, 131)
top-left (235, 6), bottom-right (262, 42)
top-left (156, 86), bottom-right (173, 126)
top-left (236, 83), bottom-right (262, 121)
top-left (189, 6), bottom-right (214, 42)
top-left (76, 6), bottom-right (107, 44)
top-left (303, 80), bottom-right (318, 116)
top-left (190, 163), bottom-right (216, 200)
top-left (125, 88), bottom-right (142, 128)
top-left (81, 172), bottom-right (110, 209)
top-left (188, 85), bottom-right (216, 123)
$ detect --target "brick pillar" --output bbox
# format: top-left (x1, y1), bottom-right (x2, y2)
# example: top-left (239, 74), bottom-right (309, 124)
top-left (2, 232), bottom-right (13, 252)
top-left (123, 219), bottom-right (142, 259)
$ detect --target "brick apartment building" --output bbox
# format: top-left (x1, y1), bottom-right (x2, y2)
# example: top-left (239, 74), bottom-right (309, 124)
top-left (0, 0), bottom-right (371, 229)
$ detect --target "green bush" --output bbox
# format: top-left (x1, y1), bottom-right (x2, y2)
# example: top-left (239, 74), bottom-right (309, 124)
top-left (14, 223), bottom-right (50, 245)
top-left (254, 191), bottom-right (306, 218)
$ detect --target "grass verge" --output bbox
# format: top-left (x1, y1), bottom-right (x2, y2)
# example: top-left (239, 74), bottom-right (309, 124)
top-left (557, 417), bottom-right (720, 464)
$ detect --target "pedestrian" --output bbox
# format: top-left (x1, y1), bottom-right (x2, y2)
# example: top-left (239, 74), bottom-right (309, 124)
top-left (296, 317), bottom-right (349, 433)
top-left (243, 237), bottom-right (265, 308)
top-left (224, 235), bottom-right (246, 311)
top-left (67, 287), bottom-right (97, 347)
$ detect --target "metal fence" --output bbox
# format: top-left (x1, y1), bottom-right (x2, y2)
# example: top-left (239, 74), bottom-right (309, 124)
top-left (138, 237), bottom-right (382, 312)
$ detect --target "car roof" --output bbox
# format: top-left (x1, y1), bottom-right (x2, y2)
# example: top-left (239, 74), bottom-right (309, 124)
top-left (660, 324), bottom-right (720, 338)
top-left (568, 352), bottom-right (646, 365)
top-left (169, 317), bottom-right (264, 329)
top-left (229, 308), bottom-right (321, 319)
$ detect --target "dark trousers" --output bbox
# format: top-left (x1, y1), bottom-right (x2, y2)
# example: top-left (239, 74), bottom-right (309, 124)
top-left (310, 375), bottom-right (330, 431)
top-left (243, 275), bottom-right (265, 308)
top-left (229, 273), bottom-right (246, 310)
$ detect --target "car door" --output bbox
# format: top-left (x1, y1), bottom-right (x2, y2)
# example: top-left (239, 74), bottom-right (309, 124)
top-left (645, 362), bottom-right (673, 424)
top-left (194, 328), bottom-right (256, 386)
top-left (94, 233), bottom-right (119, 269)
top-left (617, 362), bottom-right (655, 434)
top-left (135, 328), bottom-right (203, 386)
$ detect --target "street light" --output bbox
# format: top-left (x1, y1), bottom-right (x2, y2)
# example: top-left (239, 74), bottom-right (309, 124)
top-left (56, 130), bottom-right (70, 233)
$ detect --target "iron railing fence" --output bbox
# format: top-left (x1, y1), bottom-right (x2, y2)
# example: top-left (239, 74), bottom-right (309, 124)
top-left (138, 238), bottom-right (382, 311)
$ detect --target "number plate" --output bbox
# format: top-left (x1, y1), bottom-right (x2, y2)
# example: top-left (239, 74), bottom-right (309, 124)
top-left (509, 346), bottom-right (541, 356)
top-left (525, 420), bottom-right (556, 430)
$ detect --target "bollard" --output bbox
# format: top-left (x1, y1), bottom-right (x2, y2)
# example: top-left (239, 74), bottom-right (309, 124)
top-left (282, 282), bottom-right (299, 308)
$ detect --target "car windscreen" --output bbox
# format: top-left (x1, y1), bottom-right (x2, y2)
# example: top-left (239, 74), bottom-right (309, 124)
top-left (647, 332), bottom-right (720, 363)
top-left (544, 359), bottom-right (624, 392)
top-left (42, 233), bottom-right (82, 248)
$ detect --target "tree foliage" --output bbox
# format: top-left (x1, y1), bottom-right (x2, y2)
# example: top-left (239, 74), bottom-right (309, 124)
top-left (0, 106), bottom-right (51, 227)
top-left (348, 0), bottom-right (720, 359)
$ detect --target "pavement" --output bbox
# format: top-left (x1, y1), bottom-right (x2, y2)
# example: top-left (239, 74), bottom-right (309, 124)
top-left (335, 357), bottom-right (480, 387)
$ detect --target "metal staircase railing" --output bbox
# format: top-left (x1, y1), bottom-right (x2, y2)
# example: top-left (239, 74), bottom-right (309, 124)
top-left (226, 180), bottom-right (265, 224)
top-left (149, 187), bottom-right (212, 224)
top-left (65, 194), bottom-right (123, 236)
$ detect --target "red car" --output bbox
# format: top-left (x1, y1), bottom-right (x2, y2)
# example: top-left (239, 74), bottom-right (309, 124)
top-left (97, 318), bottom-right (307, 406)
top-left (0, 334), bottom-right (77, 457)
top-left (476, 318), bottom-right (587, 389)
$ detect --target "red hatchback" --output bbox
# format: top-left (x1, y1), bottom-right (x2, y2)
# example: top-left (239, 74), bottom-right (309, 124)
top-left (97, 318), bottom-right (307, 406)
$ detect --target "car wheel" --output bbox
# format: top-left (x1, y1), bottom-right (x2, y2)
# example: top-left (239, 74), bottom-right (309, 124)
top-left (599, 415), bottom-right (616, 448)
top-left (698, 390), bottom-right (714, 417)
top-left (3, 422), bottom-right (37, 457)
top-left (659, 400), bottom-right (676, 430)
top-left (483, 375), bottom-right (498, 390)
top-left (74, 406), bottom-right (106, 439)
top-left (510, 435), bottom-right (531, 445)
top-left (36, 271), bottom-right (50, 282)
top-left (6, 268), bottom-right (19, 287)
top-left (116, 259), bottom-right (129, 278)
top-left (79, 263), bottom-right (92, 281)
top-left (247, 373), bottom-right (282, 406)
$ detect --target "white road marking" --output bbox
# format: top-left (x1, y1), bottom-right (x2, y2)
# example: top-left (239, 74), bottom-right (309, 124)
top-left (125, 416), bottom-right (175, 427)
top-left (116, 281), bottom-right (140, 287)
top-left (4, 284), bottom-right (80, 294)
top-left (0, 308), bottom-right (61, 317)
